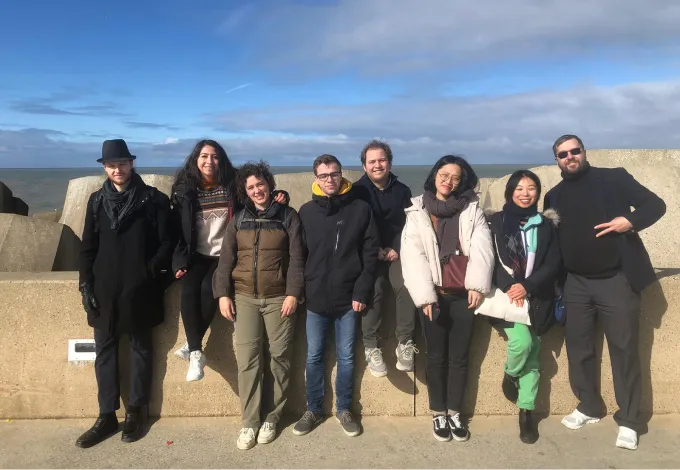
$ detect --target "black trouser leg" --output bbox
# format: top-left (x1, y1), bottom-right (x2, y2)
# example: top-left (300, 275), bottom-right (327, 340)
top-left (390, 259), bottom-right (416, 344)
top-left (594, 273), bottom-right (642, 430)
top-left (128, 329), bottom-right (154, 408)
top-left (361, 261), bottom-right (388, 349)
top-left (94, 328), bottom-right (120, 414)
top-left (564, 273), bottom-right (604, 419)
top-left (180, 255), bottom-right (219, 352)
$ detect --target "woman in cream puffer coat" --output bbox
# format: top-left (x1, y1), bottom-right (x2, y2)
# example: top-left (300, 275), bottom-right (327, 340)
top-left (401, 155), bottom-right (494, 443)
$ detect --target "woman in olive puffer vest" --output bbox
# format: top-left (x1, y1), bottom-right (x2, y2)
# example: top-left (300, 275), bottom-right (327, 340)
top-left (212, 160), bottom-right (305, 450)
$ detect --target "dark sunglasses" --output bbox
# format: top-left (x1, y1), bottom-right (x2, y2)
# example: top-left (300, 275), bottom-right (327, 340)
top-left (556, 147), bottom-right (582, 159)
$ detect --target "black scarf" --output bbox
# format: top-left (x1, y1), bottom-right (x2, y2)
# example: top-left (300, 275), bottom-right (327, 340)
top-left (101, 172), bottom-right (143, 230)
top-left (502, 201), bottom-right (538, 280)
top-left (423, 189), bottom-right (474, 260)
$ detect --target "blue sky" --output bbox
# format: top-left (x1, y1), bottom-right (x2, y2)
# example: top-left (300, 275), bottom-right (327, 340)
top-left (1, 0), bottom-right (680, 168)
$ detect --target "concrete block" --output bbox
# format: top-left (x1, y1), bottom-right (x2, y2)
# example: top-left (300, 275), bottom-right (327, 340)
top-left (32, 210), bottom-right (63, 223)
top-left (0, 215), bottom-right (80, 272)
top-left (0, 181), bottom-right (29, 216)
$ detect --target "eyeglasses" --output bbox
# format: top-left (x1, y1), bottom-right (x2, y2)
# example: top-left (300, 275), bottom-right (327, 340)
top-left (316, 171), bottom-right (342, 181)
top-left (437, 172), bottom-right (461, 184)
top-left (556, 147), bottom-right (583, 159)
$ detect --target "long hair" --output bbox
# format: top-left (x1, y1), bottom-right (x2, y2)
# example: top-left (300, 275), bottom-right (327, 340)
top-left (504, 170), bottom-right (542, 204)
top-left (172, 139), bottom-right (236, 196)
top-left (423, 154), bottom-right (479, 196)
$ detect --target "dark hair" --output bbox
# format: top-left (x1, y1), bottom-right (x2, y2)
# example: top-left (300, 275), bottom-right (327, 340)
top-left (360, 139), bottom-right (393, 165)
top-left (504, 170), bottom-right (542, 204)
top-left (172, 139), bottom-right (236, 196)
top-left (423, 155), bottom-right (479, 196)
top-left (313, 154), bottom-right (342, 175)
top-left (552, 134), bottom-right (585, 156)
top-left (235, 160), bottom-right (276, 204)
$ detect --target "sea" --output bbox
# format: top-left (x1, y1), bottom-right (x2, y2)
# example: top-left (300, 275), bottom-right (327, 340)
top-left (1, 164), bottom-right (542, 214)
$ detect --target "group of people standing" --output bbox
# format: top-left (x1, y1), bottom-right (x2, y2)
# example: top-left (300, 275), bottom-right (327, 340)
top-left (75, 134), bottom-right (665, 454)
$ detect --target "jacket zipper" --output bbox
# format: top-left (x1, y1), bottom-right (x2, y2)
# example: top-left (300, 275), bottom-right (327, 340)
top-left (253, 224), bottom-right (261, 298)
top-left (334, 225), bottom-right (340, 253)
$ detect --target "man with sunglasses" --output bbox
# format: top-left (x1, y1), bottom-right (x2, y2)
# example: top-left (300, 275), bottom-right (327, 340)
top-left (293, 154), bottom-right (380, 438)
top-left (544, 134), bottom-right (666, 451)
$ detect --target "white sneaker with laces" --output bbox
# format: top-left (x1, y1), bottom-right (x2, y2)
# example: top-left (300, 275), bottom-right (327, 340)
top-left (561, 409), bottom-right (601, 430)
top-left (174, 342), bottom-right (190, 361)
top-left (365, 347), bottom-right (387, 378)
top-left (616, 426), bottom-right (638, 450)
top-left (186, 350), bottom-right (206, 382)
top-left (236, 428), bottom-right (257, 450)
top-left (257, 422), bottom-right (276, 444)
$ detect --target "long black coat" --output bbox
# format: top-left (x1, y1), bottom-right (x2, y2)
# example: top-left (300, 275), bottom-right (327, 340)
top-left (79, 183), bottom-right (174, 334)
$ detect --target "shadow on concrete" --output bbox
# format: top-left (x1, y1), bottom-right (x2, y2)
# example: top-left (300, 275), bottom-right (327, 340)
top-left (204, 309), bottom-right (238, 396)
top-left (463, 317), bottom-right (493, 419)
top-left (51, 224), bottom-right (81, 271)
top-left (536, 325), bottom-right (566, 415)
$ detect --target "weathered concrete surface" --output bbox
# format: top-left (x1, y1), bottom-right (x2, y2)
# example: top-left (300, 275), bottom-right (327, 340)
top-left (32, 210), bottom-right (63, 223)
top-left (1, 272), bottom-right (677, 419)
top-left (274, 170), bottom-right (364, 211)
top-left (0, 215), bottom-right (80, 272)
top-left (588, 148), bottom-right (680, 167)
top-left (0, 272), bottom-right (413, 419)
top-left (476, 177), bottom-right (496, 208)
top-left (2, 415), bottom-right (680, 469)
top-left (0, 181), bottom-right (29, 216)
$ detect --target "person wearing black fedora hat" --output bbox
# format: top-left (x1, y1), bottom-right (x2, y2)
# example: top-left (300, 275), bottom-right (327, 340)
top-left (76, 139), bottom-right (175, 448)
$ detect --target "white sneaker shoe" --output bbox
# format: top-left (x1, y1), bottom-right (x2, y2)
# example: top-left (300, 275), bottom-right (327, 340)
top-left (186, 350), bottom-right (206, 382)
top-left (236, 427), bottom-right (257, 450)
top-left (365, 348), bottom-right (387, 378)
top-left (616, 426), bottom-right (638, 450)
top-left (561, 409), bottom-right (601, 430)
top-left (174, 342), bottom-right (190, 361)
top-left (257, 422), bottom-right (276, 444)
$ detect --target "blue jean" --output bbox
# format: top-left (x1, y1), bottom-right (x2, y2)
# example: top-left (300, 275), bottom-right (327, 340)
top-left (305, 309), bottom-right (357, 413)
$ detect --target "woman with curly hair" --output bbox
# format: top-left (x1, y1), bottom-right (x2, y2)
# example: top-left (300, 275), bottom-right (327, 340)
top-left (213, 160), bottom-right (304, 450)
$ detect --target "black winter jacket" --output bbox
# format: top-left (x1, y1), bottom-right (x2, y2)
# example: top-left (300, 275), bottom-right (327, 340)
top-left (298, 182), bottom-right (380, 316)
top-left (352, 173), bottom-right (412, 253)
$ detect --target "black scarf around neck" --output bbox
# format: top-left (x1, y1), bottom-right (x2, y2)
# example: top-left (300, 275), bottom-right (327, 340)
top-left (502, 201), bottom-right (538, 281)
top-left (101, 172), bottom-right (143, 230)
top-left (423, 189), bottom-right (474, 260)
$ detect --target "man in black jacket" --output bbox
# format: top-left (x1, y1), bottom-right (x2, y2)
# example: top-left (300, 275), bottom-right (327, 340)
top-left (352, 140), bottom-right (417, 377)
top-left (544, 134), bottom-right (666, 451)
top-left (76, 139), bottom-right (174, 448)
top-left (293, 154), bottom-right (380, 438)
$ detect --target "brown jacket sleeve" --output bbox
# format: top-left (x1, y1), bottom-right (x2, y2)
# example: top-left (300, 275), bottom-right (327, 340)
top-left (284, 208), bottom-right (306, 300)
top-left (212, 215), bottom-right (239, 299)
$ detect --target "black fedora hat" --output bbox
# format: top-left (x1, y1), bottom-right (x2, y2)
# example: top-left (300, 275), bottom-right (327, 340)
top-left (97, 139), bottom-right (137, 163)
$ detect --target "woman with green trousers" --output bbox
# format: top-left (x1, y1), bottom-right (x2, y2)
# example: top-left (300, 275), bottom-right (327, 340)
top-left (485, 170), bottom-right (561, 444)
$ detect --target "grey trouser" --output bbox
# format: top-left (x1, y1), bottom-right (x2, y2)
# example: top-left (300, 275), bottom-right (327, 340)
top-left (563, 272), bottom-right (642, 430)
top-left (361, 259), bottom-right (417, 348)
top-left (234, 294), bottom-right (295, 428)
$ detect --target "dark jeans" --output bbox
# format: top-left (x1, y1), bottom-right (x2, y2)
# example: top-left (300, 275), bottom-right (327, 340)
top-left (563, 272), bottom-right (642, 430)
top-left (180, 254), bottom-right (219, 352)
top-left (362, 259), bottom-right (417, 348)
top-left (305, 309), bottom-right (357, 414)
top-left (94, 327), bottom-right (153, 414)
top-left (422, 293), bottom-right (475, 413)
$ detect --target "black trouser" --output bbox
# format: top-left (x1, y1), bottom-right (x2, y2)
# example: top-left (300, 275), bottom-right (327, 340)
top-left (94, 327), bottom-right (153, 414)
top-left (423, 292), bottom-right (475, 413)
top-left (563, 272), bottom-right (642, 430)
top-left (180, 254), bottom-right (219, 352)
top-left (362, 259), bottom-right (417, 348)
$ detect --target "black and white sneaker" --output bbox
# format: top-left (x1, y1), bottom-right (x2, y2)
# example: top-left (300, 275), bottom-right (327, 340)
top-left (432, 415), bottom-right (452, 442)
top-left (447, 413), bottom-right (470, 442)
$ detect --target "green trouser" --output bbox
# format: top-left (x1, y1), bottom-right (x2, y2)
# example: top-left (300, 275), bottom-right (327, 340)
top-left (504, 322), bottom-right (541, 411)
top-left (234, 293), bottom-right (295, 428)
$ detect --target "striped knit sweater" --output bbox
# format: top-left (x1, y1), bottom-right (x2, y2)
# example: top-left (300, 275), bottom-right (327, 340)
top-left (194, 184), bottom-right (233, 257)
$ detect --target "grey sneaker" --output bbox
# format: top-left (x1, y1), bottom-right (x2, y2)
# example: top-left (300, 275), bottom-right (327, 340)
top-left (336, 410), bottom-right (361, 437)
top-left (292, 411), bottom-right (324, 436)
top-left (365, 347), bottom-right (387, 377)
top-left (396, 340), bottom-right (419, 372)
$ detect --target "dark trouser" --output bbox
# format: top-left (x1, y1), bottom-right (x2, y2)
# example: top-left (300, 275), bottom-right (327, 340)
top-left (362, 259), bottom-right (417, 348)
top-left (423, 292), bottom-right (475, 413)
top-left (94, 327), bottom-right (153, 414)
top-left (563, 272), bottom-right (642, 430)
top-left (180, 254), bottom-right (219, 352)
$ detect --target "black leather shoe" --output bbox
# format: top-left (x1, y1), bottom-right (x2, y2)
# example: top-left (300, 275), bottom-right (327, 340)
top-left (502, 373), bottom-right (519, 403)
top-left (75, 413), bottom-right (118, 448)
top-left (519, 409), bottom-right (539, 444)
top-left (121, 405), bottom-right (148, 443)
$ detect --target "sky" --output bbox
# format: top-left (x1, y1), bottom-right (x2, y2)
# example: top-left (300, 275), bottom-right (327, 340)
top-left (1, 0), bottom-right (680, 168)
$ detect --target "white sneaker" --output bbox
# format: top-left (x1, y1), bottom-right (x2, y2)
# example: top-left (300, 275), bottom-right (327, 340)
top-left (186, 350), bottom-right (206, 382)
top-left (616, 426), bottom-right (638, 450)
top-left (561, 409), bottom-right (601, 430)
top-left (174, 342), bottom-right (190, 361)
top-left (257, 422), bottom-right (276, 444)
top-left (236, 427), bottom-right (257, 450)
top-left (365, 348), bottom-right (387, 378)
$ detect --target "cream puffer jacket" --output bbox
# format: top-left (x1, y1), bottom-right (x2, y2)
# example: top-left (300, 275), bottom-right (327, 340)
top-left (401, 194), bottom-right (494, 307)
